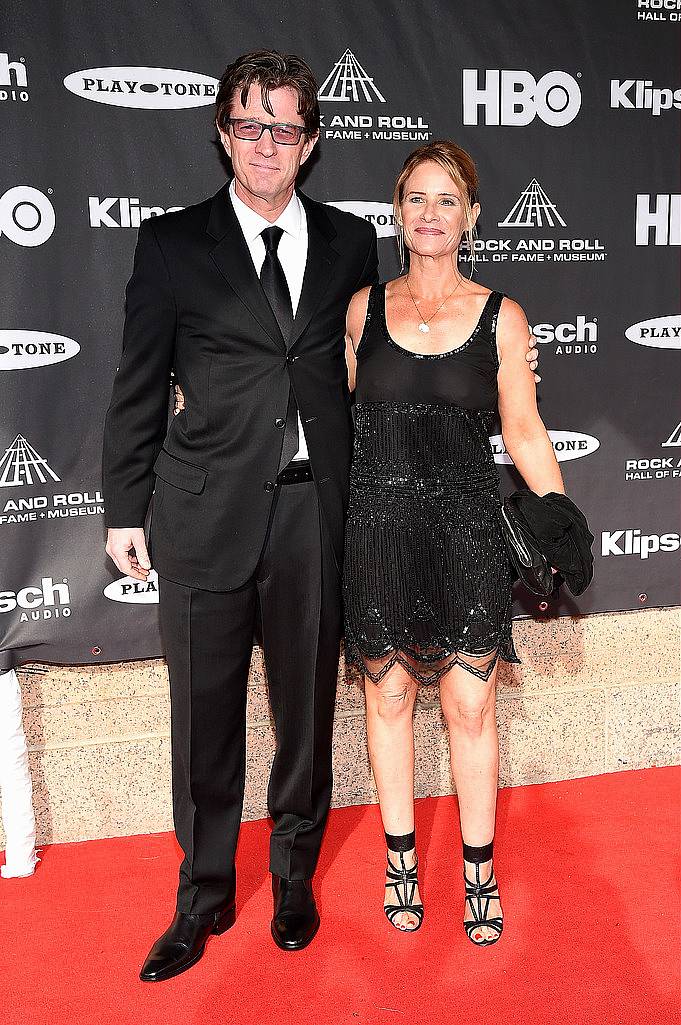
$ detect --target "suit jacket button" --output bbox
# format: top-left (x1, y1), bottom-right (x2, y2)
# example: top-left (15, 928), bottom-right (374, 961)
top-left (264, 480), bottom-right (275, 493)
top-left (275, 418), bottom-right (285, 429)
top-left (286, 354), bottom-right (296, 363)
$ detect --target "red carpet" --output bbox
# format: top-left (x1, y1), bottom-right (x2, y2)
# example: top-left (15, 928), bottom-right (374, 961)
top-left (1, 767), bottom-right (679, 1025)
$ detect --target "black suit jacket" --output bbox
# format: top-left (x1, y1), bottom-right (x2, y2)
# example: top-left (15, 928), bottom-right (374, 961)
top-left (102, 183), bottom-right (378, 590)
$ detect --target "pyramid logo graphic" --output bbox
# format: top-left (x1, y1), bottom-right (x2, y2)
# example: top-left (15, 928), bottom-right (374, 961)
top-left (498, 179), bottom-right (567, 228)
top-left (0, 435), bottom-right (61, 487)
top-left (318, 50), bottom-right (386, 103)
top-left (661, 421), bottom-right (681, 447)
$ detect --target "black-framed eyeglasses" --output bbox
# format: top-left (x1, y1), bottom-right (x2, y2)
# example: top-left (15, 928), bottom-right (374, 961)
top-left (226, 118), bottom-right (307, 146)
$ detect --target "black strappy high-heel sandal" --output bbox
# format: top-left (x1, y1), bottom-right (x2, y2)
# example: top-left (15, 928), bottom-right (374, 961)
top-left (383, 830), bottom-right (424, 932)
top-left (463, 840), bottom-right (503, 947)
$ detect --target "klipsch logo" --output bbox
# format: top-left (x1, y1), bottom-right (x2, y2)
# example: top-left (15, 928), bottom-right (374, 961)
top-left (318, 49), bottom-right (429, 143)
top-left (326, 201), bottom-right (396, 237)
top-left (0, 436), bottom-right (60, 487)
top-left (601, 530), bottom-right (680, 558)
top-left (462, 70), bottom-right (582, 126)
top-left (625, 315), bottom-right (681, 348)
top-left (637, 0), bottom-right (681, 22)
top-left (0, 52), bottom-right (29, 102)
top-left (63, 66), bottom-right (218, 108)
top-left (0, 577), bottom-right (71, 621)
top-left (623, 421), bottom-right (681, 481)
top-left (0, 331), bottom-right (80, 370)
top-left (532, 316), bottom-right (598, 356)
top-left (319, 50), bottom-right (386, 102)
top-left (104, 570), bottom-right (159, 604)
top-left (635, 194), bottom-right (680, 245)
top-left (461, 179), bottom-right (607, 265)
top-left (89, 196), bottom-right (184, 228)
top-left (489, 430), bottom-right (600, 464)
top-left (0, 186), bottom-right (55, 246)
top-left (611, 79), bottom-right (681, 115)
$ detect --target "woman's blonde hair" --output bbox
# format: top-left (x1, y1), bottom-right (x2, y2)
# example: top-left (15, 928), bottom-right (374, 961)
top-left (392, 140), bottom-right (479, 272)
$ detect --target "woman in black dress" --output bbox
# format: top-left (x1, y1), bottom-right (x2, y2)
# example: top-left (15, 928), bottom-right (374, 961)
top-left (344, 141), bottom-right (564, 943)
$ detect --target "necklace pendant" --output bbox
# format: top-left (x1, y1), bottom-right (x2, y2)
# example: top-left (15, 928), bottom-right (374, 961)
top-left (418, 322), bottom-right (430, 334)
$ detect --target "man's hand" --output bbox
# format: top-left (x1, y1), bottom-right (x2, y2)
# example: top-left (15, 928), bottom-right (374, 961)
top-left (174, 384), bottom-right (185, 415)
top-left (106, 527), bottom-right (151, 581)
top-left (526, 332), bottom-right (541, 383)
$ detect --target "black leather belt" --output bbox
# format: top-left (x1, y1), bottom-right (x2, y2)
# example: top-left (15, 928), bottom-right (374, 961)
top-left (277, 460), bottom-right (313, 485)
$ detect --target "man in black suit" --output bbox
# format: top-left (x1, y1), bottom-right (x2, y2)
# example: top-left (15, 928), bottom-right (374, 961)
top-left (103, 51), bottom-right (378, 980)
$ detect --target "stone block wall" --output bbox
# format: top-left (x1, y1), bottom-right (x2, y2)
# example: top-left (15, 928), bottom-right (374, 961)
top-left (0, 608), bottom-right (678, 848)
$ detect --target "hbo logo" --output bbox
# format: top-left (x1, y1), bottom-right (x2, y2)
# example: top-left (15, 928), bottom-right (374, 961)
top-left (0, 186), bottom-right (55, 246)
top-left (463, 70), bottom-right (582, 127)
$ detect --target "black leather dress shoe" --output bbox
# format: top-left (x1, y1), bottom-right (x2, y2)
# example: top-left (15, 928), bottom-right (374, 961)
top-left (271, 876), bottom-right (320, 951)
top-left (140, 902), bottom-right (236, 982)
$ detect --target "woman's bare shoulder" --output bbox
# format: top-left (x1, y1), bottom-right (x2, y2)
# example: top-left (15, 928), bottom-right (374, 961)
top-left (346, 284), bottom-right (373, 341)
top-left (496, 295), bottom-right (530, 357)
top-left (349, 283), bottom-right (372, 308)
top-left (348, 283), bottom-right (372, 318)
top-left (497, 294), bottom-right (528, 325)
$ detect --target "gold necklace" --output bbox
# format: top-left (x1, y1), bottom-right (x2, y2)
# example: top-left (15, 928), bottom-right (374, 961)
top-left (405, 274), bottom-right (465, 334)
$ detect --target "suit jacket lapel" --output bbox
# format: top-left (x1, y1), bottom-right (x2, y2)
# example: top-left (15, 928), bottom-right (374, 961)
top-left (206, 184), bottom-right (286, 352)
top-left (289, 193), bottom-right (339, 350)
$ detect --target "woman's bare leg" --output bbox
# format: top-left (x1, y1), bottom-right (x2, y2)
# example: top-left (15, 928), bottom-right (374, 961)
top-left (439, 653), bottom-right (502, 941)
top-left (364, 663), bottom-right (421, 930)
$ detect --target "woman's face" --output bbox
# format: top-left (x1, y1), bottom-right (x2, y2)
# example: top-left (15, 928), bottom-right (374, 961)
top-left (400, 160), bottom-right (479, 261)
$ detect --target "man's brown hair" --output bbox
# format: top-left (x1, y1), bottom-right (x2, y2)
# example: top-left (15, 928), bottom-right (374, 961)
top-left (215, 50), bottom-right (320, 136)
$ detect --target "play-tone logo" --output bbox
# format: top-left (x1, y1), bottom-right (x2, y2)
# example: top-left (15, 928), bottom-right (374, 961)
top-left (0, 52), bottom-right (29, 102)
top-left (89, 196), bottom-right (184, 228)
top-left (635, 194), bottom-right (680, 245)
top-left (625, 315), bottom-right (681, 349)
top-left (0, 436), bottom-right (60, 487)
top-left (0, 186), bottom-right (55, 246)
top-left (104, 570), bottom-right (159, 604)
top-left (326, 201), bottom-right (395, 237)
top-left (462, 70), bottom-right (581, 126)
top-left (318, 50), bottom-right (386, 102)
top-left (0, 331), bottom-right (80, 370)
top-left (63, 66), bottom-right (218, 108)
top-left (498, 180), bottom-right (566, 228)
top-left (489, 430), bottom-right (600, 464)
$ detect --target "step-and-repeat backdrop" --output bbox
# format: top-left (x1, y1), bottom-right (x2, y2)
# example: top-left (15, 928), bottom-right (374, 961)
top-left (1, 0), bottom-right (679, 668)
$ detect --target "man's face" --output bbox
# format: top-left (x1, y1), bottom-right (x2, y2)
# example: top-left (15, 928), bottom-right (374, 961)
top-left (218, 84), bottom-right (318, 208)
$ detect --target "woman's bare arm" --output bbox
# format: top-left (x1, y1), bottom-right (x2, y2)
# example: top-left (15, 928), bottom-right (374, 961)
top-left (344, 285), bottom-right (371, 393)
top-left (496, 298), bottom-right (564, 496)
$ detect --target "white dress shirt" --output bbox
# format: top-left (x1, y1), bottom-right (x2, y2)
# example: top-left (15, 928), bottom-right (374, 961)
top-left (229, 179), bottom-right (309, 461)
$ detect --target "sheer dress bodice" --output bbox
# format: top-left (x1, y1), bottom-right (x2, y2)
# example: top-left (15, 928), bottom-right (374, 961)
top-left (343, 283), bottom-right (518, 686)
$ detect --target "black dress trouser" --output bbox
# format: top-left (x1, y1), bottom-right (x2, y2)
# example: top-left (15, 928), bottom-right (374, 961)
top-left (158, 480), bottom-right (342, 916)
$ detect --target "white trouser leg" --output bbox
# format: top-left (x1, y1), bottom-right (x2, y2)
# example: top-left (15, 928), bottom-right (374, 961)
top-left (0, 669), bottom-right (38, 878)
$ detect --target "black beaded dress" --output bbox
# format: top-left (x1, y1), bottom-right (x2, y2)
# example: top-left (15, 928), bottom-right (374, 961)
top-left (343, 283), bottom-right (520, 686)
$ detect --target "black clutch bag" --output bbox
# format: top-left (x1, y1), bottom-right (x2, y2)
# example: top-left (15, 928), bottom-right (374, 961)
top-left (500, 497), bottom-right (554, 596)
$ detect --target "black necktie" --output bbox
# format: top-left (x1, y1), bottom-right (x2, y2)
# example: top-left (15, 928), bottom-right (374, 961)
top-left (259, 226), bottom-right (299, 472)
top-left (260, 226), bottom-right (294, 341)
